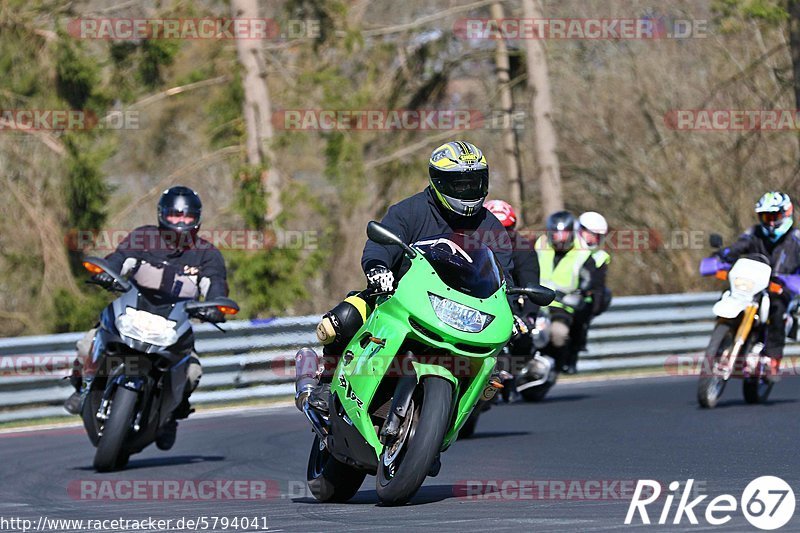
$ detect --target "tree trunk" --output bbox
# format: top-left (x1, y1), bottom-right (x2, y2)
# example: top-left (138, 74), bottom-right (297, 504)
top-left (490, 2), bottom-right (524, 223)
top-left (231, 0), bottom-right (281, 223)
top-left (522, 0), bottom-right (563, 220)
top-left (789, 1), bottom-right (800, 163)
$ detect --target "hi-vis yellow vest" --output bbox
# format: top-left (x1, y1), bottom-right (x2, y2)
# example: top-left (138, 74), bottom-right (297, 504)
top-left (535, 235), bottom-right (593, 294)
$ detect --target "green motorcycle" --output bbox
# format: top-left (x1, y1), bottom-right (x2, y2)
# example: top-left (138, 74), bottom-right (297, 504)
top-left (295, 221), bottom-right (554, 505)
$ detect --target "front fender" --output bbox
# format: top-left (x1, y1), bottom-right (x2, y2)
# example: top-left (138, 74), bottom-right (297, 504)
top-left (114, 374), bottom-right (146, 392)
top-left (712, 296), bottom-right (749, 319)
top-left (410, 361), bottom-right (457, 386)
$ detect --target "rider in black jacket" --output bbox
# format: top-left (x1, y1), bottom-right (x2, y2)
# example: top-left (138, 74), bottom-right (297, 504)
top-left (309, 141), bottom-right (515, 412)
top-left (713, 191), bottom-right (800, 378)
top-left (64, 186), bottom-right (229, 449)
top-left (485, 199), bottom-right (540, 383)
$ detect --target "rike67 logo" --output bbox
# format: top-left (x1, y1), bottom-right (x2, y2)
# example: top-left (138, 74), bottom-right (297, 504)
top-left (625, 477), bottom-right (795, 530)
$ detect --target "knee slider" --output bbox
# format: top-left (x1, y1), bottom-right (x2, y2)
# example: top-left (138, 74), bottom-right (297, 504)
top-left (187, 358), bottom-right (202, 391)
top-left (316, 297), bottom-right (368, 347)
top-left (550, 321), bottom-right (570, 348)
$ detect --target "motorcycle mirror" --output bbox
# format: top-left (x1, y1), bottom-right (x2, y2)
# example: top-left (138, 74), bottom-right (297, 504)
top-left (507, 284), bottom-right (556, 306)
top-left (82, 256), bottom-right (131, 291)
top-left (709, 233), bottom-right (723, 249)
top-left (366, 221), bottom-right (417, 258)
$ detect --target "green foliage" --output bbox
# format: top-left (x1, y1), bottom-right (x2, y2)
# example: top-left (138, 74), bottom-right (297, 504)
top-left (713, 0), bottom-right (789, 27)
top-left (284, 0), bottom-right (347, 48)
top-left (206, 69), bottom-right (245, 149)
top-left (0, 22), bottom-right (45, 101)
top-left (234, 166), bottom-right (269, 230)
top-left (54, 36), bottom-right (99, 110)
top-left (63, 134), bottom-right (110, 231)
top-left (138, 38), bottom-right (181, 88)
top-left (323, 131), bottom-right (366, 211)
top-left (224, 246), bottom-right (317, 317)
top-left (50, 288), bottom-right (110, 333)
top-left (226, 167), bottom-right (329, 317)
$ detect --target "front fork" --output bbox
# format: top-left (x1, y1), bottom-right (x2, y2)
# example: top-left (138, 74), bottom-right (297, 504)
top-left (720, 304), bottom-right (758, 379)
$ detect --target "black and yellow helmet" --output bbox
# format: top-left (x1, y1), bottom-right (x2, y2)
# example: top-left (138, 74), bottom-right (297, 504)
top-left (428, 141), bottom-right (489, 216)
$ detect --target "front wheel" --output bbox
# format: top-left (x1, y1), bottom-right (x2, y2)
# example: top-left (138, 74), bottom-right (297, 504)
top-left (376, 377), bottom-right (452, 506)
top-left (306, 435), bottom-right (366, 502)
top-left (93, 387), bottom-right (137, 472)
top-left (697, 322), bottom-right (734, 409)
top-left (519, 381), bottom-right (555, 402)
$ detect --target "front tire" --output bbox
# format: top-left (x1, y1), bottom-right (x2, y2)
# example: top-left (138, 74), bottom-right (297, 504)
top-left (697, 322), bottom-right (734, 409)
top-left (306, 435), bottom-right (366, 502)
top-left (93, 387), bottom-right (137, 472)
top-left (376, 377), bottom-right (452, 506)
top-left (520, 382), bottom-right (554, 402)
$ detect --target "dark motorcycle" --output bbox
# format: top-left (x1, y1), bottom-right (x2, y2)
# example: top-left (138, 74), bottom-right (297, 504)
top-left (78, 257), bottom-right (238, 471)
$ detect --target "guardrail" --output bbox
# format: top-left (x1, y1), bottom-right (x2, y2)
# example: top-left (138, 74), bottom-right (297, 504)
top-left (2, 290), bottom-right (787, 423)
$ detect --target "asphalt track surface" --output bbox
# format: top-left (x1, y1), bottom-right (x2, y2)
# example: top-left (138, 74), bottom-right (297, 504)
top-left (1, 375), bottom-right (799, 532)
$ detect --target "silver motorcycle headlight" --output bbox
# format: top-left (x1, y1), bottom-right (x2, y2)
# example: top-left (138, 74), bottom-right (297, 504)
top-left (428, 293), bottom-right (494, 333)
top-left (115, 307), bottom-right (179, 346)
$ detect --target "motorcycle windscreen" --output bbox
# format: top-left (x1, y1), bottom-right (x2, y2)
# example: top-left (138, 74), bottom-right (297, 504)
top-left (413, 233), bottom-right (503, 299)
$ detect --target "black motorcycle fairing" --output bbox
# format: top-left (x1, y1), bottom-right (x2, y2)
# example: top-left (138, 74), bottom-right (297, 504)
top-left (328, 393), bottom-right (379, 473)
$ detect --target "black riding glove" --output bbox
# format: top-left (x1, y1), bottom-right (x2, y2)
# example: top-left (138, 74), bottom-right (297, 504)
top-left (92, 272), bottom-right (117, 289)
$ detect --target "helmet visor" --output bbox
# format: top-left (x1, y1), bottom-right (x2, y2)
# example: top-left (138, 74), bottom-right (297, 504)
top-left (759, 211), bottom-right (783, 226)
top-left (580, 228), bottom-right (601, 247)
top-left (431, 168), bottom-right (489, 201)
top-left (550, 230), bottom-right (573, 248)
top-left (162, 207), bottom-right (199, 226)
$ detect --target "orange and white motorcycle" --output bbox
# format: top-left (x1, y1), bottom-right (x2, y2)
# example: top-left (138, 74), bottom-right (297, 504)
top-left (697, 236), bottom-right (800, 408)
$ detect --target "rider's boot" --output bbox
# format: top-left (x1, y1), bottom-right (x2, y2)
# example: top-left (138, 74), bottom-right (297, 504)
top-left (63, 359), bottom-right (83, 415)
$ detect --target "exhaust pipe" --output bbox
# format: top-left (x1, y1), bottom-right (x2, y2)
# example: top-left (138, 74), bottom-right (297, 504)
top-left (295, 347), bottom-right (320, 411)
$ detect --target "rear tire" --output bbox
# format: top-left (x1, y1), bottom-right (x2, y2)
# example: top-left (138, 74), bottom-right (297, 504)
top-left (93, 387), bottom-right (137, 472)
top-left (306, 435), bottom-right (366, 502)
top-left (743, 377), bottom-right (773, 404)
top-left (697, 322), bottom-right (734, 409)
top-left (376, 377), bottom-right (452, 506)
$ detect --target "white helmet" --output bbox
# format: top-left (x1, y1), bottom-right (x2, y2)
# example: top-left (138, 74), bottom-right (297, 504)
top-left (578, 211), bottom-right (608, 250)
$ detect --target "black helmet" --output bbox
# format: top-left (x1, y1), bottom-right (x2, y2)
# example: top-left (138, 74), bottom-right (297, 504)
top-left (546, 211), bottom-right (576, 252)
top-left (157, 186), bottom-right (202, 238)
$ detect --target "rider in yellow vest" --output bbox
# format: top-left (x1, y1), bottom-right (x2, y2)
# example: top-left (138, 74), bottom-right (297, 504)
top-left (536, 211), bottom-right (609, 373)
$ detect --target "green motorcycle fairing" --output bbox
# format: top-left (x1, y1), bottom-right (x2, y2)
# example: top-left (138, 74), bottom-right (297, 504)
top-left (331, 241), bottom-right (514, 460)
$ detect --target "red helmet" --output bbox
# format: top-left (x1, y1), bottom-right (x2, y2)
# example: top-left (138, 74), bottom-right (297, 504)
top-left (485, 199), bottom-right (517, 228)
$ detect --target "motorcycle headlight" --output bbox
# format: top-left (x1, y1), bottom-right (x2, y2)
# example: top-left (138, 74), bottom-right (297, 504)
top-left (428, 293), bottom-right (494, 333)
top-left (115, 307), bottom-right (179, 346)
